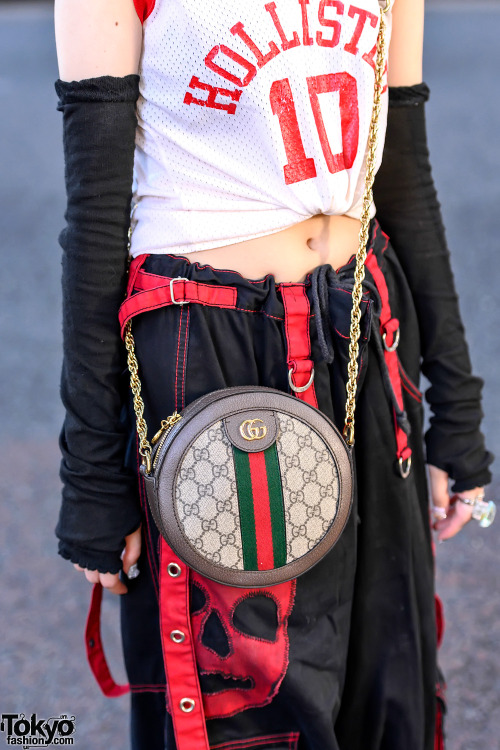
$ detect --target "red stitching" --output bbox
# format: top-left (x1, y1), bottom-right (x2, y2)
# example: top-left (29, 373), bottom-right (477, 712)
top-left (195, 605), bottom-right (234, 660)
top-left (210, 732), bottom-right (300, 750)
top-left (399, 365), bottom-right (421, 396)
top-left (401, 379), bottom-right (423, 403)
top-left (398, 360), bottom-right (423, 402)
top-left (281, 291), bottom-right (293, 379)
top-left (334, 286), bottom-right (370, 297)
top-left (229, 591), bottom-right (283, 645)
top-left (233, 306), bottom-right (283, 321)
top-left (380, 231), bottom-right (389, 255)
top-left (334, 326), bottom-right (368, 341)
top-left (126, 296), bottom-right (237, 320)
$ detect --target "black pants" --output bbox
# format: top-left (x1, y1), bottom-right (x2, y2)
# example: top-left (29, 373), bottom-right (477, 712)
top-left (120, 223), bottom-right (439, 750)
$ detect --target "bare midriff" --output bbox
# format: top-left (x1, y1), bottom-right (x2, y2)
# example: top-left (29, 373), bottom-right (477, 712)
top-left (188, 214), bottom-right (362, 284)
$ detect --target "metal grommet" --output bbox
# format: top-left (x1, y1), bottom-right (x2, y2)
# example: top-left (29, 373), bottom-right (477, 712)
top-left (170, 630), bottom-right (186, 644)
top-left (398, 455), bottom-right (412, 479)
top-left (288, 367), bottom-right (315, 393)
top-left (382, 327), bottom-right (400, 352)
top-left (179, 698), bottom-right (195, 713)
top-left (167, 562), bottom-right (182, 577)
top-left (170, 276), bottom-right (189, 305)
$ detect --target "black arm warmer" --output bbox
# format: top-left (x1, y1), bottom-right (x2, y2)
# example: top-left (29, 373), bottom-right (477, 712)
top-left (55, 75), bottom-right (142, 573)
top-left (373, 83), bottom-right (493, 491)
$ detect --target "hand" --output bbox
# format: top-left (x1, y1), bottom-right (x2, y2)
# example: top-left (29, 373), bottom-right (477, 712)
top-left (73, 525), bottom-right (142, 595)
top-left (427, 465), bottom-right (483, 542)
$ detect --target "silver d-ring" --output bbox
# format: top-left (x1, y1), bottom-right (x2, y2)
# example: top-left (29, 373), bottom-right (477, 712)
top-left (383, 327), bottom-right (400, 353)
top-left (170, 276), bottom-right (189, 305)
top-left (288, 368), bottom-right (315, 393)
top-left (398, 456), bottom-right (412, 479)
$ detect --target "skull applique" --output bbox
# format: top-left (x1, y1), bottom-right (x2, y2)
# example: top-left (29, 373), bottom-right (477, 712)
top-left (190, 571), bottom-right (296, 719)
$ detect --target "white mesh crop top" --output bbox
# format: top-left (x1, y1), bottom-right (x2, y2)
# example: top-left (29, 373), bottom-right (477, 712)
top-left (130, 0), bottom-right (393, 256)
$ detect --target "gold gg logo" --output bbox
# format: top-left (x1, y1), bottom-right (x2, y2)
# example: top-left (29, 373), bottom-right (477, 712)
top-left (239, 419), bottom-right (267, 441)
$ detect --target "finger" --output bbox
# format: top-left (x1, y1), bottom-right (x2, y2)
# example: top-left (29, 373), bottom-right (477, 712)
top-left (435, 501), bottom-right (472, 542)
top-left (74, 563), bottom-right (85, 572)
top-left (427, 465), bottom-right (451, 528)
top-left (84, 569), bottom-right (100, 584)
top-left (122, 526), bottom-right (142, 576)
top-left (99, 572), bottom-right (127, 596)
top-left (427, 464), bottom-right (450, 510)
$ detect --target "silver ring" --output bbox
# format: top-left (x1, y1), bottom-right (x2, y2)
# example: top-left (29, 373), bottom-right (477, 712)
top-left (432, 506), bottom-right (447, 521)
top-left (383, 327), bottom-right (400, 352)
top-left (288, 368), bottom-right (315, 393)
top-left (127, 563), bottom-right (140, 579)
top-left (457, 495), bottom-right (496, 528)
top-left (456, 492), bottom-right (484, 506)
top-left (398, 455), bottom-right (412, 479)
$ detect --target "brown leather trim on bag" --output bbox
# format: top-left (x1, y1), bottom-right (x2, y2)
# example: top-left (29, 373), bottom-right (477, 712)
top-left (147, 387), bottom-right (353, 587)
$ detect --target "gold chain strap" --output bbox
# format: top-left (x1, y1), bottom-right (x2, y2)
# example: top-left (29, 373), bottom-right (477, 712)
top-left (342, 8), bottom-right (388, 445)
top-left (124, 322), bottom-right (154, 472)
top-left (125, 6), bottom-right (388, 468)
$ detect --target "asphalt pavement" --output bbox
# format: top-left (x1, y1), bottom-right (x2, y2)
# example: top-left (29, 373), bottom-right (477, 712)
top-left (0, 2), bottom-right (499, 749)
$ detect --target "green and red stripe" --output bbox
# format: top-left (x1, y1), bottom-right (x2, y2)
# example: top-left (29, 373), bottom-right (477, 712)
top-left (232, 445), bottom-right (287, 571)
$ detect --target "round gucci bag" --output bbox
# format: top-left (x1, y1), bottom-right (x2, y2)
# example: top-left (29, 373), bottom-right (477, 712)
top-left (140, 386), bottom-right (353, 586)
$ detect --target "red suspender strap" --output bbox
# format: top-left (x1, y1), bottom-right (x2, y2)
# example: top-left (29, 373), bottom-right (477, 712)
top-left (159, 539), bottom-right (210, 750)
top-left (280, 284), bottom-right (318, 408)
top-left (119, 271), bottom-right (237, 338)
top-left (85, 583), bottom-right (130, 698)
top-left (365, 251), bottom-right (412, 468)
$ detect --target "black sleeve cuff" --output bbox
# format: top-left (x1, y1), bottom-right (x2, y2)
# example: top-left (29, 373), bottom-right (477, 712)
top-left (55, 74), bottom-right (140, 107)
top-left (57, 532), bottom-right (140, 575)
top-left (388, 82), bottom-right (430, 108)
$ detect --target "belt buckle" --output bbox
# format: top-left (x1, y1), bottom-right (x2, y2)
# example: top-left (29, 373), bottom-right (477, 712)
top-left (170, 277), bottom-right (189, 305)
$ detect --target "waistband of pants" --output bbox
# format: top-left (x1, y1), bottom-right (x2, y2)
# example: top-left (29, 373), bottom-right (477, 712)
top-left (119, 219), bottom-right (389, 336)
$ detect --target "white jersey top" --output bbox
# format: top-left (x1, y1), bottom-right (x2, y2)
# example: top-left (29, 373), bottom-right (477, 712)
top-left (130, 0), bottom-right (392, 256)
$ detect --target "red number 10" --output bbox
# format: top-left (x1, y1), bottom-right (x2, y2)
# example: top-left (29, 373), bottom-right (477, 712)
top-left (269, 72), bottom-right (359, 185)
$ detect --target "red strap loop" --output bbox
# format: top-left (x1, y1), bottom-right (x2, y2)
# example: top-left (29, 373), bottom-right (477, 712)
top-left (280, 284), bottom-right (318, 408)
top-left (85, 583), bottom-right (130, 698)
